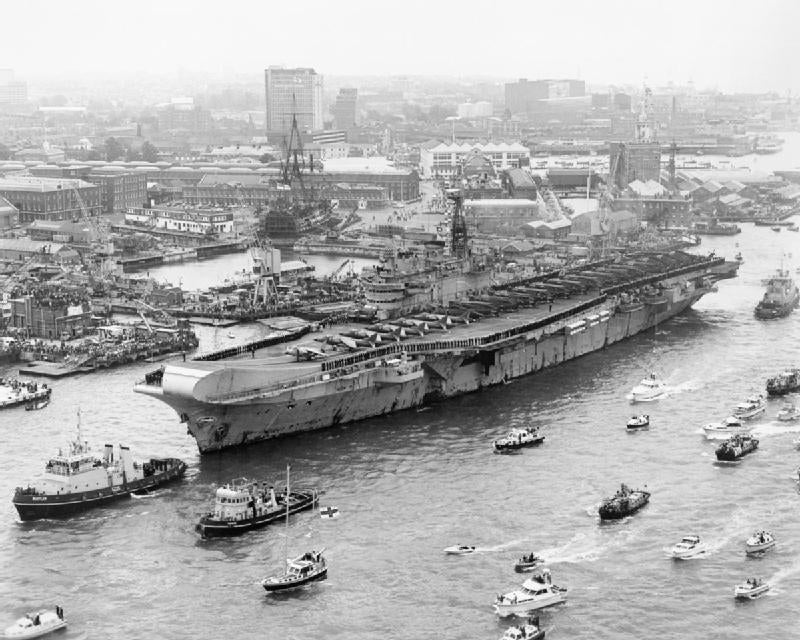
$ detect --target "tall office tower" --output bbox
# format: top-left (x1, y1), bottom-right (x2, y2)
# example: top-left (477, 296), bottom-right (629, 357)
top-left (264, 66), bottom-right (323, 137)
top-left (332, 87), bottom-right (358, 130)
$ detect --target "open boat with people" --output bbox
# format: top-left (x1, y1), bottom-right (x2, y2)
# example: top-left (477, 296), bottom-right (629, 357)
top-left (703, 416), bottom-right (749, 438)
top-left (12, 411), bottom-right (186, 521)
top-left (444, 545), bottom-right (476, 555)
top-left (3, 606), bottom-right (65, 639)
top-left (24, 398), bottom-right (50, 411)
top-left (767, 368), bottom-right (800, 396)
top-left (670, 535), bottom-right (708, 560)
top-left (0, 379), bottom-right (50, 411)
top-left (734, 578), bottom-right (770, 600)
top-left (745, 531), bottom-right (775, 555)
top-left (715, 434), bottom-right (759, 462)
top-left (626, 415), bottom-right (650, 429)
top-left (599, 484), bottom-right (650, 520)
top-left (499, 615), bottom-right (545, 640)
top-left (627, 373), bottom-right (666, 403)
top-left (494, 569), bottom-right (567, 617)
top-left (732, 396), bottom-right (766, 420)
top-left (514, 553), bottom-right (545, 573)
top-left (493, 427), bottom-right (545, 452)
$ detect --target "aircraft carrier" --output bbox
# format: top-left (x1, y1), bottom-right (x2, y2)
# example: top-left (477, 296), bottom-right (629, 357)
top-left (135, 251), bottom-right (738, 453)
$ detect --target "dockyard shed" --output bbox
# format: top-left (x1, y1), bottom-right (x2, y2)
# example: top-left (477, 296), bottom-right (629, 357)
top-left (0, 238), bottom-right (79, 264)
top-left (775, 184), bottom-right (800, 201)
top-left (522, 218), bottom-right (572, 239)
top-left (689, 181), bottom-right (726, 203)
top-left (717, 193), bottom-right (753, 213)
top-left (0, 196), bottom-right (18, 230)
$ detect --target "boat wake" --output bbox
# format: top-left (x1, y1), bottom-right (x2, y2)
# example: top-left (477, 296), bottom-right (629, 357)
top-left (767, 558), bottom-right (800, 593)
top-left (481, 538), bottom-right (527, 553)
top-left (538, 529), bottom-right (637, 564)
top-left (751, 421), bottom-right (800, 437)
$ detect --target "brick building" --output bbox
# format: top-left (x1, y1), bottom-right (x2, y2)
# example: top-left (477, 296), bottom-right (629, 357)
top-left (0, 177), bottom-right (101, 223)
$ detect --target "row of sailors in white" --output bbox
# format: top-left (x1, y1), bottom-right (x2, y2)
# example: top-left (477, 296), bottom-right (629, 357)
top-left (214, 483), bottom-right (285, 520)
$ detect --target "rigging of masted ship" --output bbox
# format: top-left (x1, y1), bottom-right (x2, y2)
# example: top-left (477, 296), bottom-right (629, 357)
top-left (134, 194), bottom-right (739, 453)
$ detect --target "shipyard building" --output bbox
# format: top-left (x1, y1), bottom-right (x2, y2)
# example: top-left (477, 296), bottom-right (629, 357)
top-left (0, 177), bottom-right (101, 223)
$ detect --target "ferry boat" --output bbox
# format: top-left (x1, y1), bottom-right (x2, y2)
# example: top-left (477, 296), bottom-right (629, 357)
top-left (732, 396), bottom-right (766, 420)
top-left (3, 606), bottom-right (66, 639)
top-left (514, 553), bottom-right (545, 573)
top-left (745, 531), bottom-right (775, 555)
top-left (628, 374), bottom-right (665, 403)
top-left (195, 478), bottom-right (318, 538)
top-left (493, 427), bottom-right (545, 452)
top-left (777, 403), bottom-right (800, 422)
top-left (499, 616), bottom-right (545, 640)
top-left (703, 416), bottom-right (749, 438)
top-left (715, 434), bottom-right (758, 462)
top-left (0, 379), bottom-right (50, 410)
top-left (599, 484), bottom-right (650, 520)
top-left (766, 368), bottom-right (800, 396)
top-left (754, 269), bottom-right (799, 319)
top-left (626, 415), bottom-right (649, 429)
top-left (734, 578), bottom-right (769, 600)
top-left (12, 413), bottom-right (186, 521)
top-left (670, 535), bottom-right (708, 560)
top-left (493, 570), bottom-right (567, 617)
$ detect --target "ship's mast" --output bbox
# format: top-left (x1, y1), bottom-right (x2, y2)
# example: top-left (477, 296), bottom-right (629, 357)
top-left (282, 465), bottom-right (290, 574)
top-left (447, 191), bottom-right (468, 259)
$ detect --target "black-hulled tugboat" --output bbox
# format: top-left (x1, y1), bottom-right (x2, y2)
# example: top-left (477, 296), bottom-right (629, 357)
top-left (754, 268), bottom-right (799, 319)
top-left (493, 427), bottom-right (545, 453)
top-left (12, 412), bottom-right (186, 521)
top-left (715, 434), bottom-right (759, 462)
top-left (598, 484), bottom-right (650, 520)
top-left (196, 478), bottom-right (317, 538)
top-left (766, 368), bottom-right (800, 396)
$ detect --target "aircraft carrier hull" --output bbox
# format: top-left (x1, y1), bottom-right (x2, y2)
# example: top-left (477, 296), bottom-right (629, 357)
top-left (135, 255), bottom-right (734, 453)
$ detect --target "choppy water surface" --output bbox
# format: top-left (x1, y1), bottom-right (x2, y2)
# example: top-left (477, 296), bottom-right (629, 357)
top-left (1, 223), bottom-right (799, 639)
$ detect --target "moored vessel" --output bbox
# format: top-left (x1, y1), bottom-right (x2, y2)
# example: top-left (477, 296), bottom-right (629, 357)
top-left (715, 434), bottom-right (758, 462)
top-left (754, 268), bottom-right (799, 319)
top-left (0, 379), bottom-right (50, 410)
top-left (598, 484), bottom-right (650, 520)
top-left (12, 413), bottom-right (186, 521)
top-left (766, 368), bottom-right (800, 396)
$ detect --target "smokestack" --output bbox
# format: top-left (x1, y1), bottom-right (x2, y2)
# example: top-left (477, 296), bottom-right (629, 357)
top-left (104, 444), bottom-right (113, 463)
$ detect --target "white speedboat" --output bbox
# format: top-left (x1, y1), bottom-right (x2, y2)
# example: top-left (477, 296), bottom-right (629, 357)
top-left (745, 531), bottom-right (775, 554)
top-left (444, 545), bottom-right (476, 555)
top-left (499, 616), bottom-right (545, 640)
top-left (734, 578), bottom-right (770, 599)
top-left (3, 607), bottom-right (66, 639)
top-left (703, 416), bottom-right (749, 437)
top-left (732, 396), bottom-right (766, 420)
top-left (628, 373), bottom-right (666, 403)
top-left (777, 403), bottom-right (800, 422)
top-left (670, 535), bottom-right (708, 560)
top-left (494, 570), bottom-right (567, 617)
top-left (627, 415), bottom-right (650, 429)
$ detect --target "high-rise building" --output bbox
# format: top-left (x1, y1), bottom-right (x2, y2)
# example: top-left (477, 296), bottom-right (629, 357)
top-left (332, 88), bottom-right (358, 130)
top-left (0, 69), bottom-right (27, 105)
top-left (504, 78), bottom-right (585, 115)
top-left (264, 66), bottom-right (323, 137)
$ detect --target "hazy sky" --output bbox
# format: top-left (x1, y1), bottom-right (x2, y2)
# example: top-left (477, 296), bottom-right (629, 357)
top-left (2, 0), bottom-right (797, 93)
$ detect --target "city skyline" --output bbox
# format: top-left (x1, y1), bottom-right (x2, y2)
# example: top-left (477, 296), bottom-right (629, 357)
top-left (1, 0), bottom-right (797, 95)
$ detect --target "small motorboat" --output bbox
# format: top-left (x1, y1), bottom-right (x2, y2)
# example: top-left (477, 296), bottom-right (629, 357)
top-left (444, 545), bottom-right (476, 555)
top-left (626, 414), bottom-right (650, 429)
top-left (499, 615), bottom-right (545, 640)
top-left (734, 252), bottom-right (744, 263)
top-left (670, 535), bottom-right (708, 560)
top-left (514, 553), bottom-right (545, 573)
top-left (227, 332), bottom-right (235, 339)
top-left (3, 606), bottom-right (66, 639)
top-left (771, 225), bottom-right (782, 232)
top-left (777, 403), bottom-right (800, 422)
top-left (24, 398), bottom-right (50, 411)
top-left (734, 577), bottom-right (770, 599)
top-left (493, 427), bottom-right (545, 453)
top-left (494, 569), bottom-right (567, 617)
top-left (703, 416), bottom-right (749, 438)
top-left (745, 530), bottom-right (775, 555)
top-left (732, 396), bottom-right (766, 420)
top-left (628, 373), bottom-right (666, 403)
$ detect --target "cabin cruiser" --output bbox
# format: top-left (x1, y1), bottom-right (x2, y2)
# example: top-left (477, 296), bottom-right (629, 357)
top-left (499, 615), bottom-right (545, 640)
top-left (732, 396), bottom-right (766, 420)
top-left (494, 569), bottom-right (567, 617)
top-left (493, 427), bottom-right (545, 452)
top-left (444, 545), bottom-right (476, 555)
top-left (514, 553), bottom-right (545, 573)
top-left (703, 416), bottom-right (749, 438)
top-left (670, 535), bottom-right (708, 560)
top-left (626, 415), bottom-right (650, 429)
top-left (734, 577), bottom-right (770, 600)
top-left (628, 373), bottom-right (666, 403)
top-left (777, 403), bottom-right (800, 422)
top-left (3, 606), bottom-right (66, 639)
top-left (745, 531), bottom-right (775, 555)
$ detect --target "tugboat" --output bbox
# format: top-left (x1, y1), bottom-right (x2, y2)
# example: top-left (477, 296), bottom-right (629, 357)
top-left (669, 535), bottom-right (708, 560)
top-left (12, 412), bottom-right (186, 521)
top-left (598, 484), bottom-right (650, 520)
top-left (715, 434), bottom-right (759, 462)
top-left (626, 415), bottom-right (650, 429)
top-left (493, 427), bottom-right (545, 453)
top-left (732, 396), bottom-right (766, 420)
top-left (628, 373), bottom-right (666, 402)
top-left (766, 368), bottom-right (800, 396)
top-left (514, 553), bottom-right (545, 573)
top-left (3, 606), bottom-right (66, 639)
top-left (754, 268), bottom-right (799, 319)
top-left (196, 478), bottom-right (317, 538)
top-left (703, 416), bottom-right (749, 438)
top-left (745, 530), bottom-right (775, 555)
top-left (734, 577), bottom-right (770, 600)
top-left (0, 379), bottom-right (50, 410)
top-left (493, 569), bottom-right (567, 617)
top-left (499, 615), bottom-right (545, 640)
top-left (777, 403), bottom-right (800, 422)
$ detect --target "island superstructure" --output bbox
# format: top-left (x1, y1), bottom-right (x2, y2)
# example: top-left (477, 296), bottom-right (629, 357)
top-left (135, 246), bottom-right (738, 453)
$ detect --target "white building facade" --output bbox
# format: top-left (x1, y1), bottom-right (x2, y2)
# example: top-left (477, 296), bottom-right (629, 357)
top-left (420, 142), bottom-right (530, 179)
